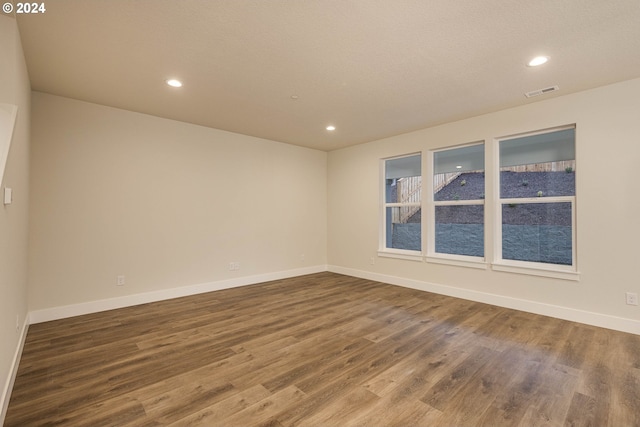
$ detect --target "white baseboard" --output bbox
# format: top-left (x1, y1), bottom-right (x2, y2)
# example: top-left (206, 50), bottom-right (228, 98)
top-left (328, 265), bottom-right (640, 335)
top-left (29, 265), bottom-right (327, 324)
top-left (1, 315), bottom-right (29, 425)
top-left (14, 264), bottom-right (636, 424)
top-left (24, 262), bottom-right (640, 330)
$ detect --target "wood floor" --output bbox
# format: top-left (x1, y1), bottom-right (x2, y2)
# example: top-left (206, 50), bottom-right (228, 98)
top-left (5, 272), bottom-right (640, 426)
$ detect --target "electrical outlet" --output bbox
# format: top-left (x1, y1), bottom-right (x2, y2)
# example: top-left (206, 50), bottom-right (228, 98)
top-left (370, 257), bottom-right (376, 265)
top-left (116, 275), bottom-right (125, 286)
top-left (300, 254), bottom-right (305, 262)
top-left (229, 262), bottom-right (240, 271)
top-left (626, 292), bottom-right (638, 306)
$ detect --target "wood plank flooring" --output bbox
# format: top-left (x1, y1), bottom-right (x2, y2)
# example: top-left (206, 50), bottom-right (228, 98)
top-left (5, 272), bottom-right (640, 426)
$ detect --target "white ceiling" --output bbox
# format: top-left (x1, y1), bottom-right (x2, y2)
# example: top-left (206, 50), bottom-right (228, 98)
top-left (14, 0), bottom-right (640, 151)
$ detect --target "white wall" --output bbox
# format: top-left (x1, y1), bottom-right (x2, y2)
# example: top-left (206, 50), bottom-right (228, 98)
top-left (0, 15), bottom-right (31, 421)
top-left (28, 93), bottom-right (327, 315)
top-left (328, 78), bottom-right (640, 334)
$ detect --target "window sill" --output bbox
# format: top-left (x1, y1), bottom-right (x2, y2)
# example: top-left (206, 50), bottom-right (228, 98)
top-left (378, 250), bottom-right (423, 262)
top-left (425, 255), bottom-right (488, 270)
top-left (491, 262), bottom-right (580, 281)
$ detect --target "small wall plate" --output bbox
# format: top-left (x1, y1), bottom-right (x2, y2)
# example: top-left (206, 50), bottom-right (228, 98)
top-left (4, 187), bottom-right (12, 205)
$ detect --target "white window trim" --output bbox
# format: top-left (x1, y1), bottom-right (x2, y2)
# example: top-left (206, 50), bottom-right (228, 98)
top-left (425, 254), bottom-right (488, 269)
top-left (378, 249), bottom-right (424, 262)
top-left (377, 126), bottom-right (579, 282)
top-left (494, 125), bottom-right (578, 278)
top-left (426, 143), bottom-right (487, 267)
top-left (379, 153), bottom-right (423, 257)
top-left (491, 262), bottom-right (580, 281)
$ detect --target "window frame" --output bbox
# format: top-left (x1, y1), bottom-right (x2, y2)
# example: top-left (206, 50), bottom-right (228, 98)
top-left (492, 125), bottom-right (579, 280)
top-left (426, 142), bottom-right (487, 269)
top-left (376, 125), bottom-right (579, 281)
top-left (378, 152), bottom-right (423, 261)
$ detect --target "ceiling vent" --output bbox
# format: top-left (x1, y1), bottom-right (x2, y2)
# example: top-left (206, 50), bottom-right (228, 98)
top-left (524, 85), bottom-right (560, 98)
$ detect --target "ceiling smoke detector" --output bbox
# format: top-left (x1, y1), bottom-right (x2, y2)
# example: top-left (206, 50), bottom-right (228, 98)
top-left (524, 85), bottom-right (559, 98)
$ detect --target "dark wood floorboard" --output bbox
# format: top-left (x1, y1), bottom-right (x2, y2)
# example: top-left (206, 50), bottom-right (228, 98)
top-left (5, 272), bottom-right (640, 426)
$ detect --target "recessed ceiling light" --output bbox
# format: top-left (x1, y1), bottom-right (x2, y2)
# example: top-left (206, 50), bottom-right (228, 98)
top-left (166, 79), bottom-right (183, 88)
top-left (456, 165), bottom-right (462, 169)
top-left (527, 56), bottom-right (549, 67)
top-left (326, 125), bottom-right (336, 131)
top-left (291, 95), bottom-right (299, 100)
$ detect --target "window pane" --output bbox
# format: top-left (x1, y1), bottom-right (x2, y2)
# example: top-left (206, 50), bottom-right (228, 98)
top-left (434, 144), bottom-right (484, 201)
top-left (385, 154), bottom-right (421, 203)
top-left (385, 154), bottom-right (421, 180)
top-left (502, 202), bottom-right (572, 265)
top-left (434, 144), bottom-right (484, 174)
top-left (500, 128), bottom-right (574, 168)
top-left (435, 205), bottom-right (483, 257)
top-left (500, 128), bottom-right (575, 199)
top-left (386, 206), bottom-right (421, 251)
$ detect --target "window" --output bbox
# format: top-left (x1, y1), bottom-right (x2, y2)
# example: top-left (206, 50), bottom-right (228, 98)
top-left (497, 127), bottom-right (576, 271)
top-left (382, 154), bottom-right (422, 254)
top-left (378, 125), bottom-right (576, 278)
top-left (430, 143), bottom-right (485, 260)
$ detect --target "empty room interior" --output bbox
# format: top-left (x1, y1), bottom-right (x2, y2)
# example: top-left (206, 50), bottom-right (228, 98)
top-left (2, 1), bottom-right (640, 426)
